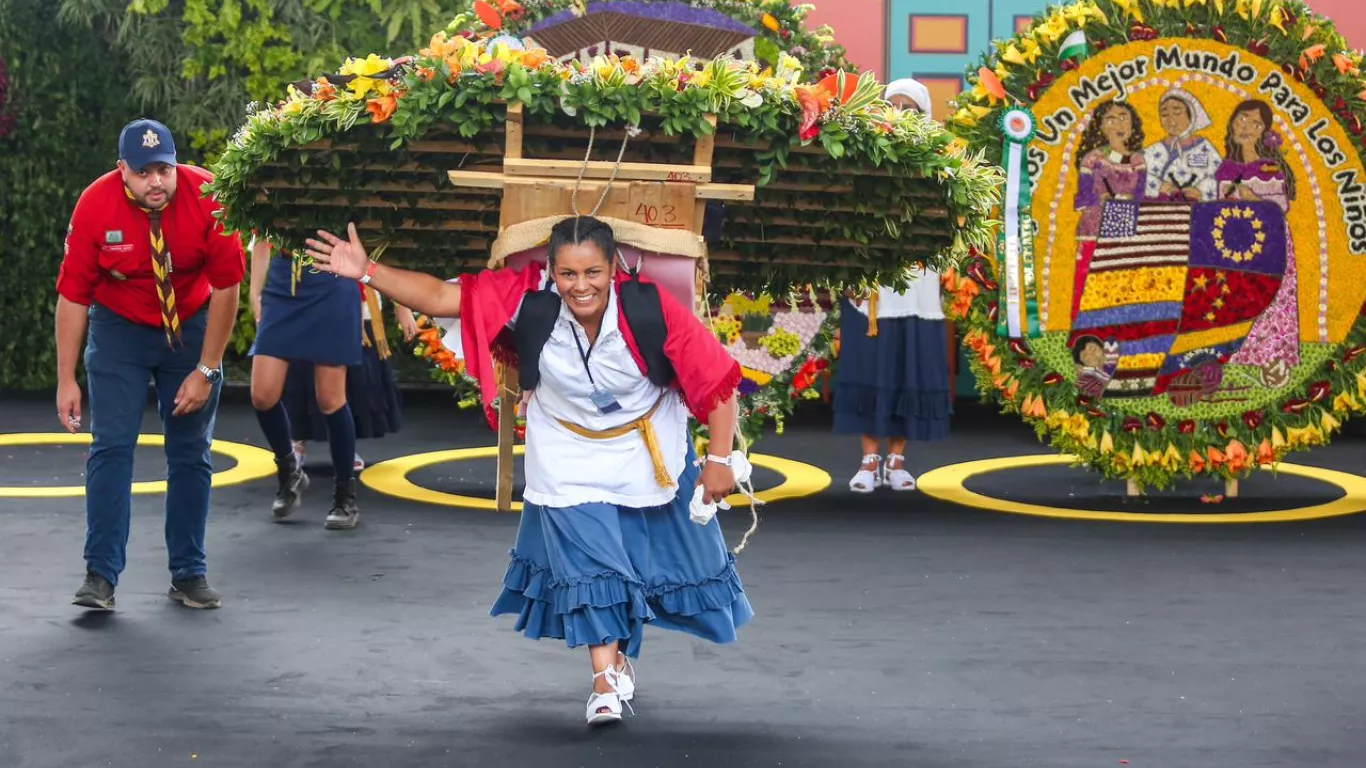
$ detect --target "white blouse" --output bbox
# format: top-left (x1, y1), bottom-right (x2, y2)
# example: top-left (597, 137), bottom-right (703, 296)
top-left (852, 267), bottom-right (945, 321)
top-left (519, 283), bottom-right (689, 508)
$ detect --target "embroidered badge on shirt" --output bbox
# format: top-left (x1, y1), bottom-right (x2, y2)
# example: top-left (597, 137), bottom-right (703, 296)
top-left (1189, 152), bottom-right (1208, 167)
top-left (105, 230), bottom-right (123, 244)
top-left (142, 130), bottom-right (160, 148)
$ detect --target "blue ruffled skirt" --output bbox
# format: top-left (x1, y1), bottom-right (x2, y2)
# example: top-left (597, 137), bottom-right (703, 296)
top-left (833, 299), bottom-right (952, 441)
top-left (490, 450), bottom-right (753, 658)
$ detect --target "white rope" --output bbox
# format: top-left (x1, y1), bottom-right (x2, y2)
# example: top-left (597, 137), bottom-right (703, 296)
top-left (571, 125), bottom-right (639, 218)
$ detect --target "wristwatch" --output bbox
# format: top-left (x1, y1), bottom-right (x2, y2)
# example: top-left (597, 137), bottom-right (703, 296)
top-left (197, 363), bottom-right (223, 384)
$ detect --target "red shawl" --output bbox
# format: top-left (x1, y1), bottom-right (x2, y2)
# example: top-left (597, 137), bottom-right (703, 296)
top-left (458, 262), bottom-right (741, 430)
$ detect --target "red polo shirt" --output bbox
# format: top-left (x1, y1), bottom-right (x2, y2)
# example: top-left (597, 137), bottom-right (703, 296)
top-left (57, 165), bottom-right (245, 327)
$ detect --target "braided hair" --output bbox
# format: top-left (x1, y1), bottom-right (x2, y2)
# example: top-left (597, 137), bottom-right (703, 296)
top-left (547, 215), bottom-right (616, 268)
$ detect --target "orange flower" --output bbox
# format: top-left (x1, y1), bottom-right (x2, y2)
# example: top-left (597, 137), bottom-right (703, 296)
top-left (519, 48), bottom-right (548, 69)
top-left (977, 67), bottom-right (1007, 101)
top-left (416, 66), bottom-right (437, 82)
top-left (620, 57), bottom-right (641, 75)
top-left (983, 355), bottom-right (1002, 376)
top-left (1225, 440), bottom-right (1248, 473)
top-left (1189, 450), bottom-right (1207, 473)
top-left (313, 78), bottom-right (337, 101)
top-left (1206, 445), bottom-right (1227, 469)
top-left (1003, 378), bottom-right (1020, 402)
top-left (1300, 43), bottom-right (1326, 70)
top-left (1333, 52), bottom-right (1359, 74)
top-left (1255, 438), bottom-right (1276, 465)
top-left (367, 93), bottom-right (399, 123)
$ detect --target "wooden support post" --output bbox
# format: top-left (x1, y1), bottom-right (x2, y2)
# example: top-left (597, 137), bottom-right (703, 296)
top-left (496, 365), bottom-right (520, 514)
top-left (1225, 478), bottom-right (1239, 498)
top-left (1126, 479), bottom-right (1142, 497)
top-left (505, 102), bottom-right (524, 160)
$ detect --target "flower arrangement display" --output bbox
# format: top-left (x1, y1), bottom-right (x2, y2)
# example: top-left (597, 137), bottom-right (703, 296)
top-left (464, 0), bottom-right (852, 77)
top-left (946, 0), bottom-right (1366, 489)
top-left (205, 10), bottom-right (1001, 296)
top-left (411, 314), bottom-right (481, 403)
top-left (701, 290), bottom-right (838, 447)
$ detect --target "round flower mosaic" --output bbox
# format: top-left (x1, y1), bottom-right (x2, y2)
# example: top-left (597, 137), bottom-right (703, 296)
top-left (946, 0), bottom-right (1366, 488)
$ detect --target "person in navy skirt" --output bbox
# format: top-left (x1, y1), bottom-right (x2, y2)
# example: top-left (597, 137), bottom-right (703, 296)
top-left (834, 78), bottom-right (953, 493)
top-left (248, 236), bottom-right (362, 529)
top-left (285, 288), bottom-right (415, 471)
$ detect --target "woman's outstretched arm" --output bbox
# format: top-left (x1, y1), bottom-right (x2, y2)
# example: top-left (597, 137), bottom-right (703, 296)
top-left (304, 224), bottom-right (462, 318)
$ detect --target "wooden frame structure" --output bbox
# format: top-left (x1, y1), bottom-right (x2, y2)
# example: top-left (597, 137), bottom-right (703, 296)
top-left (447, 104), bottom-right (756, 512)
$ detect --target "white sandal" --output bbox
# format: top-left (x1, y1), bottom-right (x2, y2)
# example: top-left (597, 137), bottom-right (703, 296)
top-left (849, 454), bottom-right (883, 493)
top-left (586, 666), bottom-right (634, 727)
top-left (884, 453), bottom-right (916, 492)
top-left (615, 652), bottom-right (636, 701)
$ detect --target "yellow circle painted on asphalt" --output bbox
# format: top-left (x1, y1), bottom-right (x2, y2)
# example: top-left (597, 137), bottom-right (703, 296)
top-left (0, 432), bottom-right (276, 498)
top-left (916, 453), bottom-right (1366, 524)
top-left (360, 444), bottom-right (832, 511)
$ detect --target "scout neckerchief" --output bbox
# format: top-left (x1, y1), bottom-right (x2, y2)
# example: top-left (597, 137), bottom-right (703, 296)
top-left (360, 285), bottom-right (391, 360)
top-left (124, 185), bottom-right (181, 347)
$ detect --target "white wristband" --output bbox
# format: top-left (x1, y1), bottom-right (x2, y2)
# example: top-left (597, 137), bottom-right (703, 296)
top-left (705, 454), bottom-right (732, 466)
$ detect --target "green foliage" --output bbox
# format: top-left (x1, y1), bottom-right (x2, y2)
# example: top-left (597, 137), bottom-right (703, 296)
top-left (0, 0), bottom-right (139, 390)
top-left (58, 0), bottom-right (468, 159)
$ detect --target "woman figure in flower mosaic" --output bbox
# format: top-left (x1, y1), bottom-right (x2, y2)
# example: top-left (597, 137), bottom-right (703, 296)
top-left (1220, 99), bottom-right (1299, 385)
top-left (835, 78), bottom-right (952, 494)
top-left (1142, 87), bottom-right (1223, 203)
top-left (1071, 99), bottom-right (1148, 323)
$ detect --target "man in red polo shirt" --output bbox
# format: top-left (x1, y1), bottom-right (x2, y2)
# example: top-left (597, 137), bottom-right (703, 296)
top-left (55, 118), bottom-right (245, 611)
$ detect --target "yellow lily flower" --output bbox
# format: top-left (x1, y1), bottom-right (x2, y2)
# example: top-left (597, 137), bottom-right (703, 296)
top-left (1099, 431), bottom-right (1114, 454)
top-left (1018, 38), bottom-right (1042, 63)
top-left (1131, 443), bottom-right (1147, 466)
top-left (1333, 391), bottom-right (1362, 413)
top-left (1271, 425), bottom-right (1286, 448)
top-left (1268, 4), bottom-right (1288, 34)
top-left (1112, 0), bottom-right (1144, 23)
top-left (1000, 44), bottom-right (1028, 67)
top-left (1322, 412), bottom-right (1342, 432)
top-left (1162, 443), bottom-right (1182, 471)
top-left (339, 54), bottom-right (394, 99)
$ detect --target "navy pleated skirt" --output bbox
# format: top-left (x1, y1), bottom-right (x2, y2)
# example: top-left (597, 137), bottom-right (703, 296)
top-left (282, 321), bottom-right (403, 441)
top-left (833, 299), bottom-right (952, 441)
top-left (251, 256), bottom-right (362, 367)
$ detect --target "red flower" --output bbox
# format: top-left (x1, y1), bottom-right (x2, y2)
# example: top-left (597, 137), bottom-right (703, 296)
top-left (1145, 412), bottom-right (1166, 430)
top-left (1282, 398), bottom-right (1310, 414)
top-left (1248, 39), bottom-right (1270, 57)
top-left (1242, 410), bottom-right (1264, 429)
top-left (1213, 26), bottom-right (1228, 44)
top-left (1086, 407), bottom-right (1108, 419)
top-left (1122, 417), bottom-right (1143, 433)
top-left (1043, 373), bottom-right (1064, 385)
top-left (1008, 339), bottom-right (1032, 356)
top-left (1308, 381), bottom-right (1331, 402)
top-left (1216, 422), bottom-right (1231, 438)
top-left (1018, 358), bottom-right (1036, 369)
top-left (1178, 420), bottom-right (1196, 434)
top-left (1060, 59), bottom-right (1079, 72)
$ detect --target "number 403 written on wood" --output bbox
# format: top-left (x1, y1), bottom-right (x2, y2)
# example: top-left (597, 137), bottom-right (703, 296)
top-left (634, 203), bottom-right (678, 225)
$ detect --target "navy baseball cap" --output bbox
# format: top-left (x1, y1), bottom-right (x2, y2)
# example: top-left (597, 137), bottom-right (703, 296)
top-left (118, 119), bottom-right (177, 171)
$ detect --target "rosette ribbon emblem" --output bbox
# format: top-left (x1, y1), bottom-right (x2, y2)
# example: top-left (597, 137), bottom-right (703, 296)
top-left (996, 106), bottom-right (1041, 339)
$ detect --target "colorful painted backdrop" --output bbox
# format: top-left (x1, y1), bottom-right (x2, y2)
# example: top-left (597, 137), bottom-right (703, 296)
top-left (806, 0), bottom-right (1366, 119)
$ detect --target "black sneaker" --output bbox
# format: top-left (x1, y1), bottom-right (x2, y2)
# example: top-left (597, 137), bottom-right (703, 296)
top-left (272, 453), bottom-right (309, 520)
top-left (72, 571), bottom-right (115, 611)
top-left (324, 479), bottom-right (360, 530)
top-left (168, 576), bottom-right (222, 609)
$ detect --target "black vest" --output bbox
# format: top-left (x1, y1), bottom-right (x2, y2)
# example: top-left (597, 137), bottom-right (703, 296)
top-left (511, 268), bottom-right (675, 392)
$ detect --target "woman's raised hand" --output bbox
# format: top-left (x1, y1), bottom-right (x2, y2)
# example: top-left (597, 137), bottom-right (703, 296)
top-left (304, 223), bottom-right (369, 280)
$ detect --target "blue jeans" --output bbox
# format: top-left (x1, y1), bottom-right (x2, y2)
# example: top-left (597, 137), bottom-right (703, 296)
top-left (83, 304), bottom-right (222, 586)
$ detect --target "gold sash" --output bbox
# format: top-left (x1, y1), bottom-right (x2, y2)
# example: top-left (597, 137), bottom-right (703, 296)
top-left (556, 394), bottom-right (673, 488)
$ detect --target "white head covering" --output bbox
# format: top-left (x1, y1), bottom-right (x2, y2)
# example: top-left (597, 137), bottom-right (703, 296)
top-left (1158, 86), bottom-right (1212, 138)
top-left (885, 77), bottom-right (933, 119)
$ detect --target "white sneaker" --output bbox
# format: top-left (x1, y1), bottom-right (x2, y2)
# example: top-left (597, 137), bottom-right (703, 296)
top-left (352, 453), bottom-right (365, 472)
